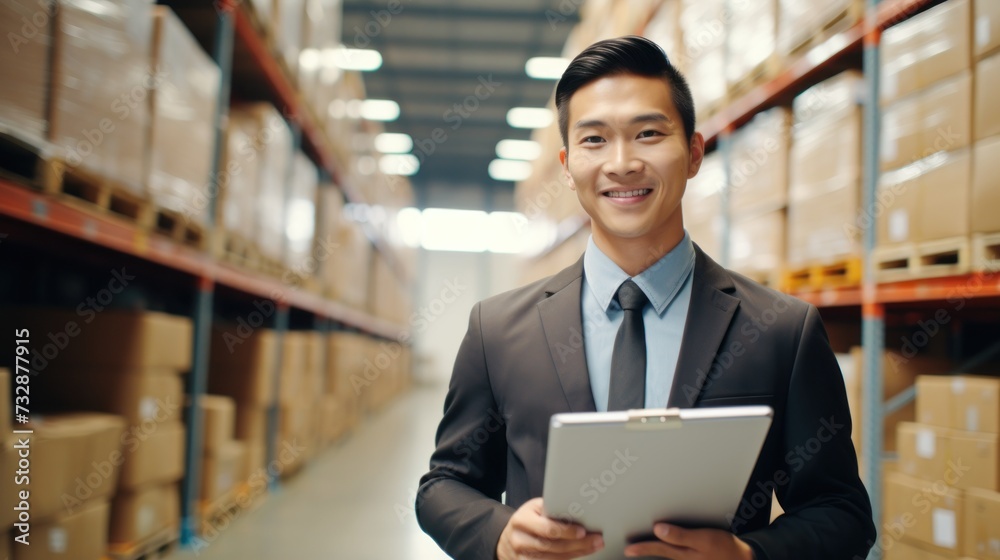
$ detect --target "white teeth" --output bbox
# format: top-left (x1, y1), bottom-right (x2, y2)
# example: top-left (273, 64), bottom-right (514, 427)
top-left (605, 189), bottom-right (651, 198)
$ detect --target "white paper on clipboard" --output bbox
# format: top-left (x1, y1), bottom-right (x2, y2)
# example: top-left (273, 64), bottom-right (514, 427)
top-left (542, 405), bottom-right (773, 560)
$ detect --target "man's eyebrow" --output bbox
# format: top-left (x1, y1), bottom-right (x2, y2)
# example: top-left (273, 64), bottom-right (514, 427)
top-left (631, 113), bottom-right (673, 125)
top-left (573, 113), bottom-right (673, 129)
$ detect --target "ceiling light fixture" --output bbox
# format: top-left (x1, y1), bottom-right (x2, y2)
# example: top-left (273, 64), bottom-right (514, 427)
top-left (525, 56), bottom-right (569, 80)
top-left (496, 139), bottom-right (542, 161)
top-left (506, 107), bottom-right (553, 129)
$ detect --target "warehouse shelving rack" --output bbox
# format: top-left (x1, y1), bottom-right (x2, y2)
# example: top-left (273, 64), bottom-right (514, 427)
top-left (0, 0), bottom-right (410, 548)
top-left (531, 1), bottom-right (1000, 557)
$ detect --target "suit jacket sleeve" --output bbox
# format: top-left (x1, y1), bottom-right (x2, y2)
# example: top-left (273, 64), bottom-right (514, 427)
top-left (416, 302), bottom-right (514, 558)
top-left (739, 305), bottom-right (877, 559)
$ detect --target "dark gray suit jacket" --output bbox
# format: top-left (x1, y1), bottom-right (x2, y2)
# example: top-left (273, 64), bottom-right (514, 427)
top-left (416, 245), bottom-right (876, 559)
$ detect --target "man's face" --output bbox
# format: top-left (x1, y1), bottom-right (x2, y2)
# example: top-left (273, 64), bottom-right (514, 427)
top-left (559, 74), bottom-right (703, 251)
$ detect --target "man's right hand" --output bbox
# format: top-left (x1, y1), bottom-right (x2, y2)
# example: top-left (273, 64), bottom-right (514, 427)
top-left (496, 498), bottom-right (604, 560)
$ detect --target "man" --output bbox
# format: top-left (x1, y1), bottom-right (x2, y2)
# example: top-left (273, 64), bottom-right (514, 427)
top-left (416, 36), bottom-right (876, 559)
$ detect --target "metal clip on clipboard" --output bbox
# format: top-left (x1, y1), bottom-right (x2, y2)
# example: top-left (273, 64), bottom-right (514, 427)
top-left (625, 408), bottom-right (683, 430)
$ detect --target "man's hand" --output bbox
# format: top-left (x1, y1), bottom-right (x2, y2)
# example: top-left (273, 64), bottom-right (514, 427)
top-left (624, 524), bottom-right (755, 559)
top-left (497, 498), bottom-right (604, 560)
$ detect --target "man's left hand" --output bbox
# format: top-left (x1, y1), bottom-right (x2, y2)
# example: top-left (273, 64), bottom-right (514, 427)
top-left (624, 524), bottom-right (755, 559)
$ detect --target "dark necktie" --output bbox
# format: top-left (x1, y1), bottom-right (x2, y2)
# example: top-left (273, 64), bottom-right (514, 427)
top-left (607, 279), bottom-right (649, 411)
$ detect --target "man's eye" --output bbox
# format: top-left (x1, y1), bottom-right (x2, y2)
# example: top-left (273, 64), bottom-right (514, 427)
top-left (582, 136), bottom-right (604, 144)
top-left (637, 130), bottom-right (662, 138)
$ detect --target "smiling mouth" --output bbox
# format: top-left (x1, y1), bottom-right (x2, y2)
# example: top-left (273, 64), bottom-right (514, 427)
top-left (603, 189), bottom-right (652, 198)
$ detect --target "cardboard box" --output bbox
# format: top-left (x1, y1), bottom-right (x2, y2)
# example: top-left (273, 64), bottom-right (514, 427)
top-left (24, 413), bottom-right (125, 524)
top-left (326, 332), bottom-right (370, 398)
top-left (881, 96), bottom-right (923, 172)
top-left (235, 405), bottom-right (268, 444)
top-left (976, 52), bottom-right (1000, 141)
top-left (790, 107), bottom-right (862, 202)
top-left (950, 431), bottom-right (999, 491)
top-left (37, 368), bottom-right (183, 426)
top-left (880, 0), bottom-right (971, 105)
top-left (973, 136), bottom-right (1000, 233)
top-left (0, 0), bottom-right (50, 145)
top-left (13, 500), bottom-right (110, 560)
top-left (918, 375), bottom-right (1000, 433)
top-left (881, 72), bottom-right (973, 172)
top-left (728, 108), bottom-right (790, 216)
top-left (885, 471), bottom-right (965, 556)
top-left (200, 395), bottom-right (235, 451)
top-left (5, 308), bottom-right (192, 371)
top-left (118, 421), bottom-right (185, 489)
top-left (244, 442), bottom-right (266, 477)
top-left (209, 327), bottom-right (278, 406)
top-left (323, 221), bottom-right (372, 310)
top-left (201, 440), bottom-right (246, 503)
top-left (918, 148), bottom-right (971, 242)
top-left (963, 487), bottom-right (1000, 558)
top-left (218, 108), bottom-right (263, 242)
top-left (786, 182), bottom-right (862, 266)
top-left (876, 164), bottom-right (921, 246)
top-left (898, 422), bottom-right (953, 481)
top-left (148, 6), bottom-right (221, 228)
top-left (1, 368), bottom-right (9, 434)
top-left (108, 483), bottom-right (178, 544)
top-left (976, 0), bottom-right (1000, 60)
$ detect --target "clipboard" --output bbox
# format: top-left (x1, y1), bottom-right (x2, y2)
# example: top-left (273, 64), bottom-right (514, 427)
top-left (542, 406), bottom-right (773, 560)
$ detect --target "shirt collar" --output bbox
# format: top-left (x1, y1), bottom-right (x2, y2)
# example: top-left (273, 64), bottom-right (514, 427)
top-left (583, 232), bottom-right (695, 315)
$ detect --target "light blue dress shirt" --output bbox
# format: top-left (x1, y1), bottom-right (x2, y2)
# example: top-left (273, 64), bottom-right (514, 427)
top-left (581, 232), bottom-right (695, 411)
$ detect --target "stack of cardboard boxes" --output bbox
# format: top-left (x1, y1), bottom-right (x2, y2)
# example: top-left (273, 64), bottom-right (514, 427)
top-left (876, 0), bottom-right (973, 280)
top-left (208, 326), bottom-right (277, 485)
top-left (972, 1), bottom-right (1000, 251)
top-left (884, 374), bottom-right (1000, 558)
top-left (726, 107), bottom-right (791, 287)
top-left (198, 396), bottom-right (246, 513)
top-left (681, 150), bottom-right (725, 261)
top-left (325, 332), bottom-right (368, 442)
top-left (3, 308), bottom-right (191, 556)
top-left (786, 70), bottom-right (865, 269)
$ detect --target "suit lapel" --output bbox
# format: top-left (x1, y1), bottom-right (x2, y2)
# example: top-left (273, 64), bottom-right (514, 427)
top-left (537, 255), bottom-right (597, 413)
top-left (667, 245), bottom-right (741, 408)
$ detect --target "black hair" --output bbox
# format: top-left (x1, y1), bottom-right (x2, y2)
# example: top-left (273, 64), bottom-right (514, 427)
top-left (555, 35), bottom-right (696, 148)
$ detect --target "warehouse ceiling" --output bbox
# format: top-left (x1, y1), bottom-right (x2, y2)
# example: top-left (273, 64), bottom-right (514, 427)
top-left (341, 0), bottom-right (580, 209)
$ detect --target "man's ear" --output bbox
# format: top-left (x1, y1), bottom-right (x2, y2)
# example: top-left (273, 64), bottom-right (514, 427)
top-left (559, 146), bottom-right (576, 190)
top-left (687, 132), bottom-right (705, 179)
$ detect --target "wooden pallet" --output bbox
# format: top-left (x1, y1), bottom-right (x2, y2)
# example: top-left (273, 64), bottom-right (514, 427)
top-left (779, 0), bottom-right (865, 58)
top-left (783, 257), bottom-right (863, 292)
top-left (973, 232), bottom-right (1000, 273)
top-left (874, 237), bottom-right (972, 282)
top-left (153, 207), bottom-right (208, 250)
top-left (105, 526), bottom-right (178, 560)
top-left (51, 162), bottom-right (156, 229)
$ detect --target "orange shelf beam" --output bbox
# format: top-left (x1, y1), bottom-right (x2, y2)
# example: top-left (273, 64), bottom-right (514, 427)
top-left (875, 273), bottom-right (1000, 304)
top-left (0, 179), bottom-right (406, 340)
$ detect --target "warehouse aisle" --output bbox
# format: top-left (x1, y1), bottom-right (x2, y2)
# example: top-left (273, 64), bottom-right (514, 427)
top-left (166, 383), bottom-right (452, 560)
